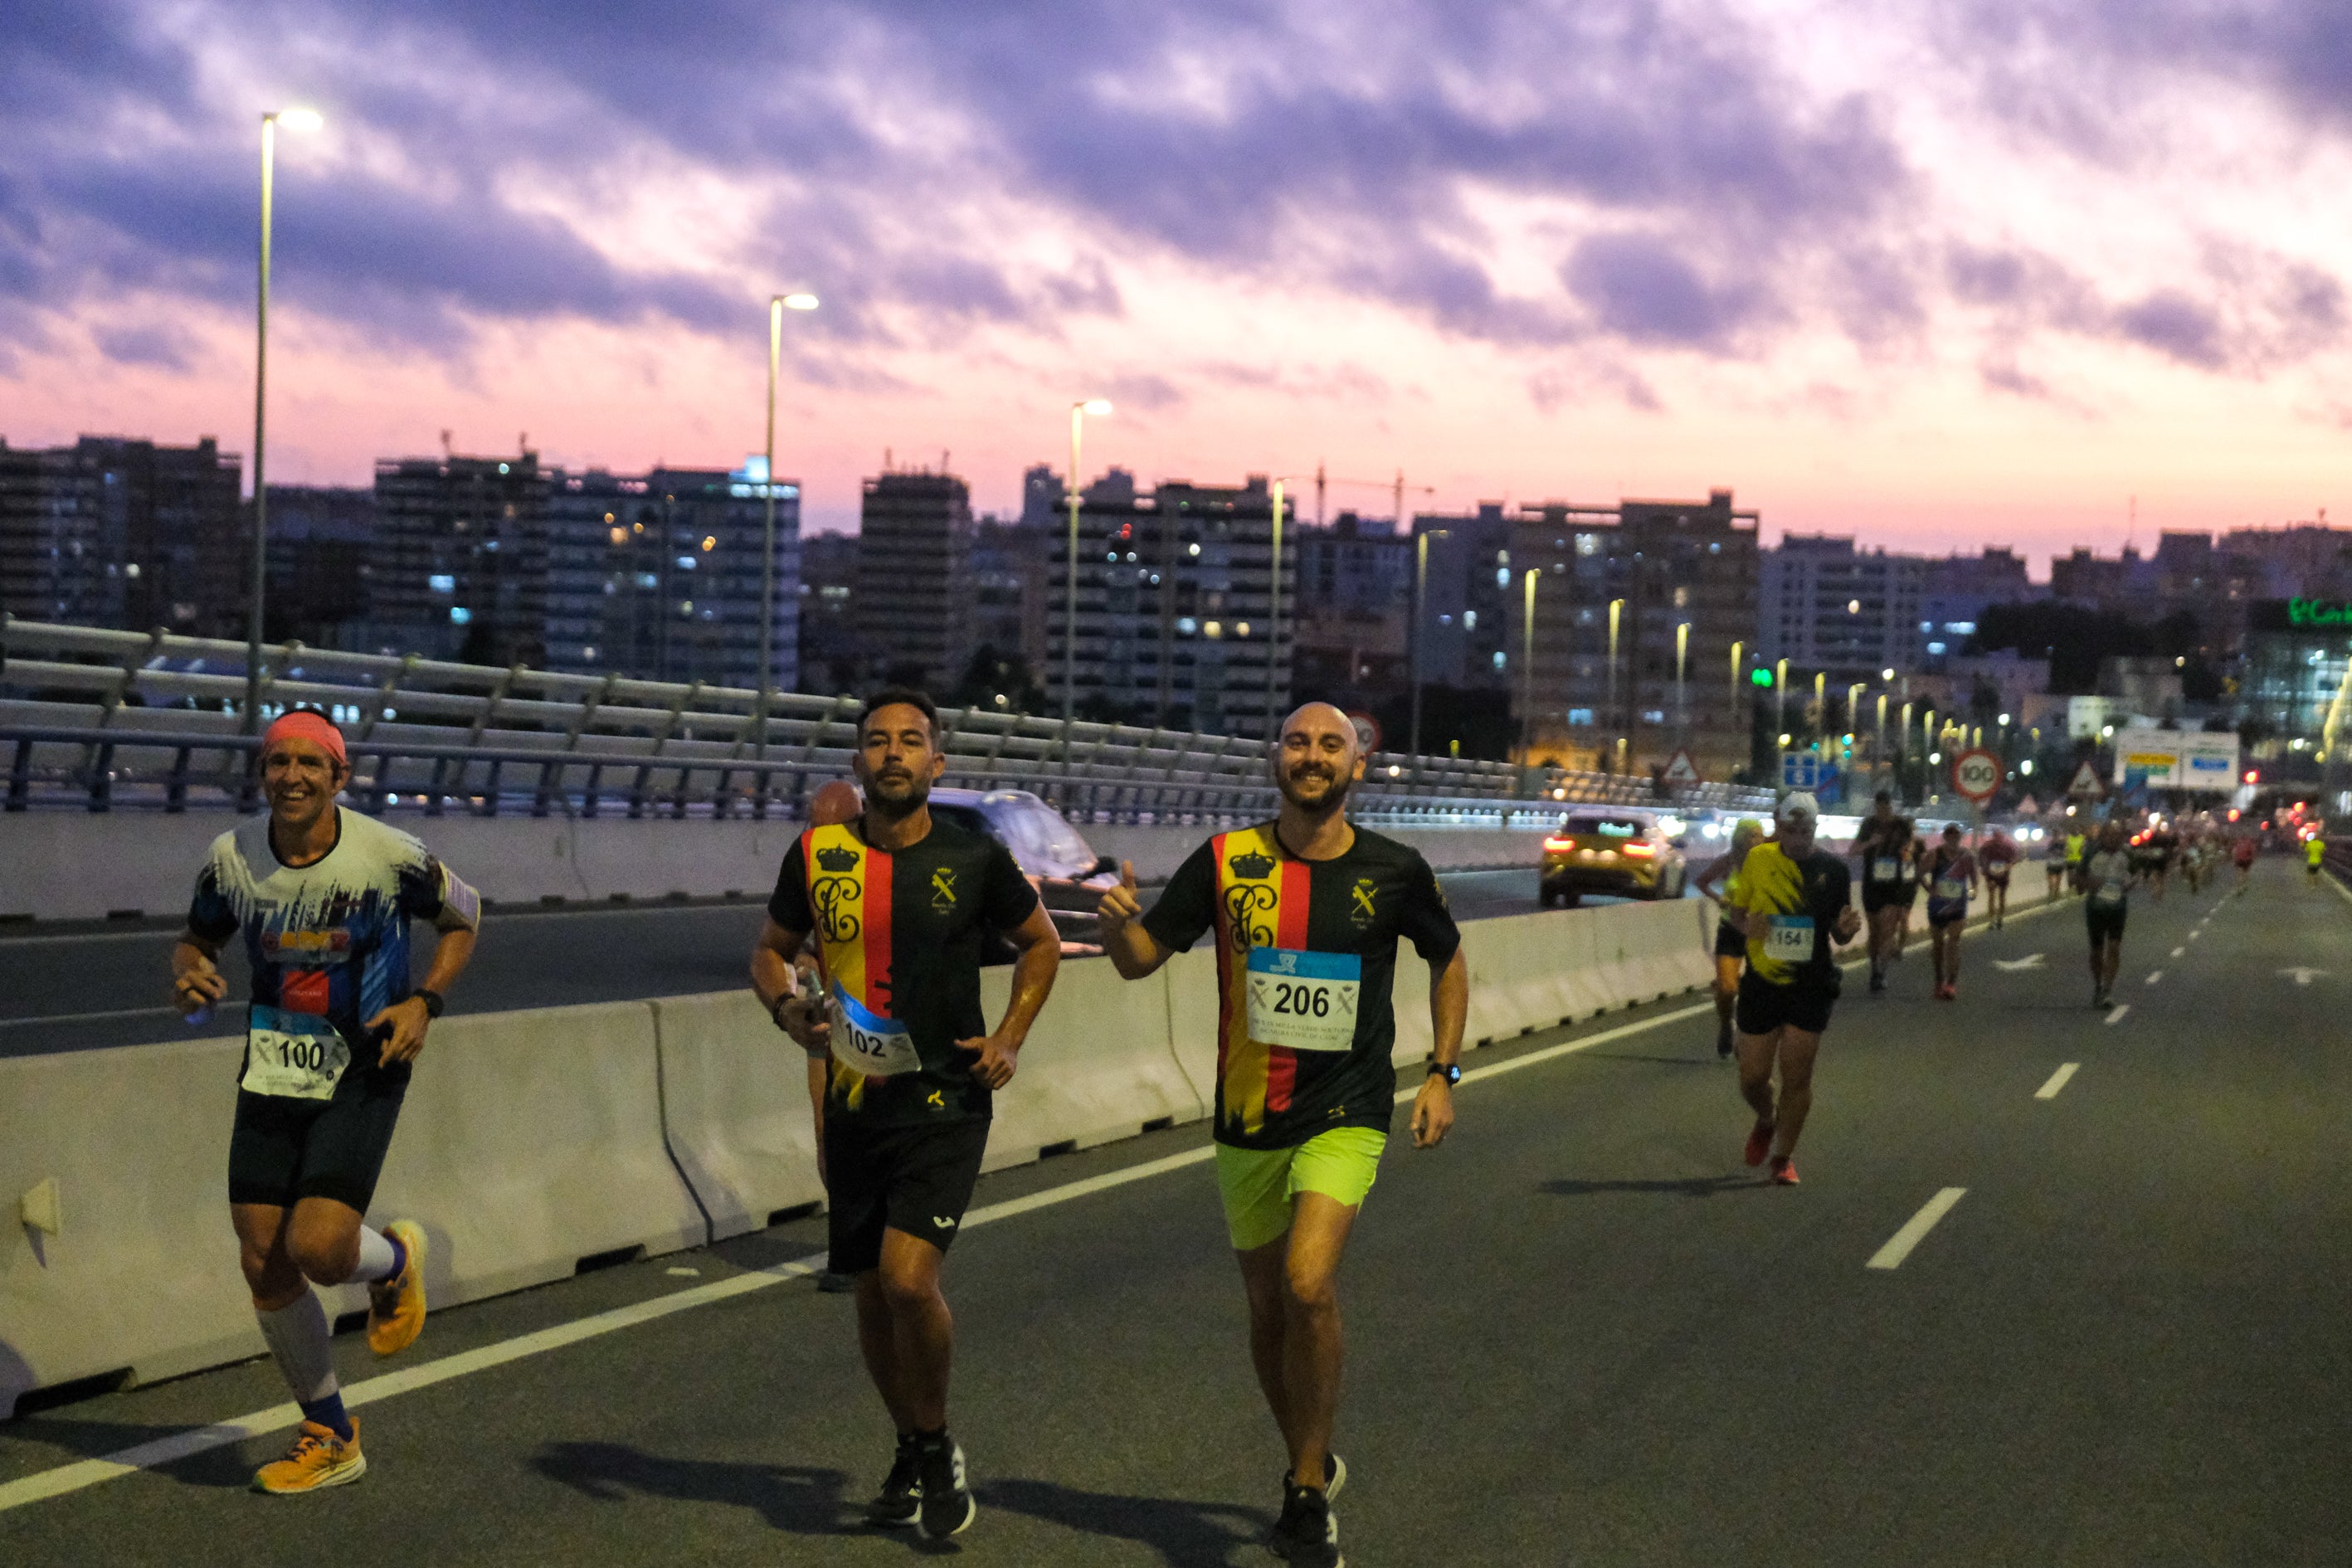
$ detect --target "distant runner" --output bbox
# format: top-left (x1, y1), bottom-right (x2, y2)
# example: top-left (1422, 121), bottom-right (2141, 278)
top-left (1728, 793), bottom-right (1860, 1186)
top-left (2043, 829), bottom-right (2067, 900)
top-left (1896, 821), bottom-right (1926, 951)
top-left (1098, 701), bottom-right (1468, 1568)
top-left (1921, 824), bottom-right (1978, 1001)
top-left (1854, 791), bottom-right (1908, 996)
top-left (2064, 825), bottom-right (2088, 895)
top-left (170, 709), bottom-right (479, 1493)
top-left (2233, 831), bottom-right (2257, 895)
top-left (1978, 826), bottom-right (2020, 930)
top-left (2306, 830), bottom-right (2327, 886)
top-left (2082, 821), bottom-right (2137, 1008)
top-left (752, 687), bottom-right (1064, 1541)
top-left (1695, 817), bottom-right (1765, 1058)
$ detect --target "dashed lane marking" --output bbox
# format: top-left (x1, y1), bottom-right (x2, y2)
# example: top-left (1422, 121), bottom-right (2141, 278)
top-left (2106, 1004), bottom-right (2130, 1025)
top-left (2145, 971), bottom-right (2163, 986)
top-left (1867, 1187), bottom-right (1969, 1270)
top-left (2034, 1063), bottom-right (2080, 1101)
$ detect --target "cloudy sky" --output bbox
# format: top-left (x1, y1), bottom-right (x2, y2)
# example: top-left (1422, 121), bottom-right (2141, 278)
top-left (6, 1), bottom-right (2352, 556)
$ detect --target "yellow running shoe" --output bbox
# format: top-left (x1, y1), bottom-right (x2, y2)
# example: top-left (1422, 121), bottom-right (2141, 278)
top-left (253, 1419), bottom-right (366, 1494)
top-left (366, 1220), bottom-right (427, 1356)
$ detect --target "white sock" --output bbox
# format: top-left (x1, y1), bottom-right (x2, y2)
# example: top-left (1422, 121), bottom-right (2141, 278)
top-left (256, 1293), bottom-right (338, 1405)
top-left (352, 1225), bottom-right (401, 1285)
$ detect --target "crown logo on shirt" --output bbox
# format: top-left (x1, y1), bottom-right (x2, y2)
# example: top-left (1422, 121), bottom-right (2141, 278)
top-left (816, 845), bottom-right (860, 873)
top-left (1228, 850), bottom-right (1276, 880)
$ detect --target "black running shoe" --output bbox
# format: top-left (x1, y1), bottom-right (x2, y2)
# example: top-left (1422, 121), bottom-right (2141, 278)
top-left (1716, 1025), bottom-right (1734, 1059)
top-left (1268, 1482), bottom-right (1342, 1566)
top-left (1283, 1452), bottom-right (1346, 1502)
top-left (1868, 970), bottom-right (1886, 995)
top-left (864, 1434), bottom-right (920, 1528)
top-left (916, 1434), bottom-right (975, 1540)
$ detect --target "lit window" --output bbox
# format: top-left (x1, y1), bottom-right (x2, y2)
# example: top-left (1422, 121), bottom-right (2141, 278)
top-left (449, 606), bottom-right (472, 625)
top-left (1568, 708), bottom-right (1595, 726)
top-left (428, 573), bottom-right (455, 593)
top-left (1492, 650), bottom-right (1507, 670)
top-left (1177, 616), bottom-right (1199, 634)
top-left (582, 645), bottom-right (598, 660)
top-left (1204, 621), bottom-right (1223, 639)
top-left (1575, 534), bottom-right (1599, 557)
top-left (1237, 621), bottom-right (1252, 636)
top-left (1189, 543), bottom-right (1200, 556)
top-left (1927, 641), bottom-right (1946, 655)
top-left (702, 536), bottom-right (718, 552)
top-left (608, 527), bottom-right (626, 546)
top-left (677, 556), bottom-right (697, 570)
top-left (1496, 567), bottom-right (1511, 587)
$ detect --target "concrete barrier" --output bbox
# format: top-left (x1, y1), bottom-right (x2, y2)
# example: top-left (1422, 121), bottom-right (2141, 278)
top-left (0, 1035), bottom-right (255, 1419)
top-left (647, 991), bottom-right (825, 1242)
top-left (980, 957), bottom-right (1203, 1173)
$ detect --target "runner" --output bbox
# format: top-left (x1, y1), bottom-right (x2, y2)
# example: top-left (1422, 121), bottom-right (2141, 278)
top-left (2145, 820), bottom-right (2178, 903)
top-left (2065, 823), bottom-right (2088, 895)
top-left (783, 778), bottom-right (865, 1294)
top-left (1978, 825), bottom-right (2019, 929)
top-left (752, 688), bottom-right (1063, 1541)
top-left (1921, 823), bottom-right (1979, 1001)
top-left (2082, 820), bottom-right (2137, 1008)
top-left (2043, 827), bottom-right (2066, 900)
top-left (1096, 701), bottom-right (1467, 1568)
top-left (1728, 792), bottom-right (1860, 1186)
top-left (1853, 791), bottom-right (1908, 995)
top-left (1695, 818), bottom-right (1765, 1058)
top-left (2305, 828), bottom-right (2327, 886)
top-left (168, 709), bottom-right (480, 1494)
top-left (1895, 821), bottom-right (1926, 952)
top-left (2233, 830), bottom-right (2257, 895)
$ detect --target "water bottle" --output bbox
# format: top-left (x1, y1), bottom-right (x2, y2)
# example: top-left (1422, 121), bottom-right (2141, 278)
top-left (186, 1005), bottom-right (213, 1028)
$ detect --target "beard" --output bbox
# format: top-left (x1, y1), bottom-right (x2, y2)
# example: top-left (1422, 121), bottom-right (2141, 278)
top-left (863, 767), bottom-right (931, 819)
top-left (1278, 761), bottom-right (1352, 816)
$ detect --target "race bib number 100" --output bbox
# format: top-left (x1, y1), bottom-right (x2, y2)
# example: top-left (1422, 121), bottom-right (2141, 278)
top-left (828, 984), bottom-right (923, 1077)
top-left (242, 1003), bottom-right (352, 1101)
top-left (1246, 948), bottom-right (1362, 1053)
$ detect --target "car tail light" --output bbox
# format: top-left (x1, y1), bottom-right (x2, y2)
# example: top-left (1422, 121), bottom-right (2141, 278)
top-left (1623, 842), bottom-right (1655, 857)
top-left (1544, 836), bottom-right (1575, 851)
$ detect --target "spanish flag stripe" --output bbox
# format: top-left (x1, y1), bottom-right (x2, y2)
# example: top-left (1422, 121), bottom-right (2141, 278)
top-left (863, 844), bottom-right (894, 1015)
top-left (1216, 824), bottom-right (1282, 1133)
top-left (1260, 855), bottom-right (1313, 1114)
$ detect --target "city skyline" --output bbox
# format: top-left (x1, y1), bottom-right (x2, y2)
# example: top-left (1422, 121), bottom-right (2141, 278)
top-left (7, 3), bottom-right (2352, 554)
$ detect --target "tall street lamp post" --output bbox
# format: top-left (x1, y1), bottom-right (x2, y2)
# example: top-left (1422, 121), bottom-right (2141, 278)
top-left (761, 292), bottom-right (818, 751)
top-left (1521, 568), bottom-right (1540, 764)
top-left (244, 106), bottom-right (322, 733)
top-left (1775, 657), bottom-right (1790, 739)
top-left (1062, 398), bottom-right (1113, 727)
top-left (1675, 622), bottom-right (1691, 743)
top-left (1267, 479), bottom-right (1287, 720)
top-left (1606, 597), bottom-right (1624, 769)
top-left (1409, 527), bottom-right (1449, 774)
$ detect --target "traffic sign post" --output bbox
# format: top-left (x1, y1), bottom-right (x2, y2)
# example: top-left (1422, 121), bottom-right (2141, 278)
top-left (1952, 747), bottom-right (2001, 805)
top-left (1780, 751), bottom-right (1823, 791)
top-left (1663, 748), bottom-right (1701, 786)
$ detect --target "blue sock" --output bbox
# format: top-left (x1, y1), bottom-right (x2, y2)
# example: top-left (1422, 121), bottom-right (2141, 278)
top-left (299, 1390), bottom-right (353, 1442)
top-left (382, 1231), bottom-right (409, 1287)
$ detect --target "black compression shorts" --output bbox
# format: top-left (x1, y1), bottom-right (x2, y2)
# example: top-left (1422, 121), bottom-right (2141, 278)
top-left (228, 1081), bottom-right (406, 1213)
top-left (1736, 970), bottom-right (1838, 1036)
top-left (1713, 921), bottom-right (1747, 960)
top-left (2085, 902), bottom-right (2127, 943)
top-left (824, 1118), bottom-right (991, 1274)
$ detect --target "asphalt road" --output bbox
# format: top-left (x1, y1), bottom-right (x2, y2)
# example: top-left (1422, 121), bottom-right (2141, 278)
top-left (0, 865), bottom-right (1594, 1057)
top-left (2, 860), bottom-right (2344, 1566)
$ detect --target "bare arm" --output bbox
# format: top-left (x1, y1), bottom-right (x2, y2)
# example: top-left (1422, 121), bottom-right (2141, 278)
top-left (956, 903), bottom-right (1063, 1088)
top-left (1410, 946), bottom-right (1470, 1151)
top-left (751, 917), bottom-right (830, 1055)
top-left (170, 931), bottom-right (227, 1015)
top-left (1096, 859), bottom-right (1175, 979)
top-left (1693, 851), bottom-right (1735, 906)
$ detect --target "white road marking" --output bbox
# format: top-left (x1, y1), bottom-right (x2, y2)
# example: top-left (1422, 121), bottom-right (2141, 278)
top-left (2187, 929), bottom-right (2202, 942)
top-left (2034, 1063), bottom-right (2080, 1100)
top-left (2145, 971), bottom-right (2163, 986)
top-left (1867, 1187), bottom-right (1968, 1270)
top-left (0, 1006), bottom-right (177, 1030)
top-left (665, 1267), bottom-right (700, 1277)
top-left (2278, 967), bottom-right (2327, 986)
top-left (2169, 947), bottom-right (2184, 958)
top-left (1991, 953), bottom-right (2044, 971)
top-left (2106, 1004), bottom-right (2130, 1025)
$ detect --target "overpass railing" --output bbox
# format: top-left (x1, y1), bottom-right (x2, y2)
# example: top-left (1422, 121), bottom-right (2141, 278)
top-left (0, 617), bottom-right (1776, 822)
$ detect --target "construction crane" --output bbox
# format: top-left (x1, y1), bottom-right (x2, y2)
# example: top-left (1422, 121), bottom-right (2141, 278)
top-left (1315, 462), bottom-right (1436, 532)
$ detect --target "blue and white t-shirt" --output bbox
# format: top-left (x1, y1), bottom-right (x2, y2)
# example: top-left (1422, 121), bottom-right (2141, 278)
top-left (188, 807), bottom-right (479, 1092)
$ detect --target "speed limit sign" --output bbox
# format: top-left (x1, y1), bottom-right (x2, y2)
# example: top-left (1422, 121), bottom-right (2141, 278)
top-left (1952, 747), bottom-right (2002, 803)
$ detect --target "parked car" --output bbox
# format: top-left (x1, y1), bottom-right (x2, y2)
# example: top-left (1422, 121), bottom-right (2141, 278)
top-left (922, 787), bottom-right (1119, 952)
top-left (1539, 808), bottom-right (1688, 907)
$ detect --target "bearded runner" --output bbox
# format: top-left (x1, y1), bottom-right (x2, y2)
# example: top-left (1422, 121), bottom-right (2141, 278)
top-left (1098, 701), bottom-right (1468, 1568)
top-left (752, 685), bottom-right (1060, 1543)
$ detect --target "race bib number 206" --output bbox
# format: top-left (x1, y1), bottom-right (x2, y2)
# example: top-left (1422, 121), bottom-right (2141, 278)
top-left (1246, 948), bottom-right (1362, 1053)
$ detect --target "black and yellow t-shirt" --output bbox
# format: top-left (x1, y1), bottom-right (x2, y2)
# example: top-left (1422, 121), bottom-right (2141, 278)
top-left (767, 816), bottom-right (1040, 1128)
top-left (1732, 842), bottom-right (1852, 987)
top-left (1142, 823), bottom-right (1460, 1152)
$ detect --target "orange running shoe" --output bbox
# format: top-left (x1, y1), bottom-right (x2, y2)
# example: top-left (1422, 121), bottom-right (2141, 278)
top-left (1770, 1157), bottom-right (1800, 1186)
top-left (1743, 1117), bottom-right (1775, 1168)
top-left (366, 1220), bottom-right (427, 1357)
top-left (253, 1419), bottom-right (366, 1494)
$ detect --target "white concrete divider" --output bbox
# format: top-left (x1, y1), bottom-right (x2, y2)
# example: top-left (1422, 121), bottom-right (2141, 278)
top-left (1617, 898), bottom-right (1715, 1004)
top-left (0, 1035), bottom-right (255, 1419)
top-left (1458, 913), bottom-right (1556, 1045)
top-left (979, 955), bottom-right (1204, 1173)
top-left (646, 991), bottom-right (826, 1242)
top-left (315, 1001), bottom-right (706, 1325)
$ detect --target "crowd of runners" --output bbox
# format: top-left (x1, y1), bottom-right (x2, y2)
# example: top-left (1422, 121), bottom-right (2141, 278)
top-left (159, 699), bottom-right (2324, 1565)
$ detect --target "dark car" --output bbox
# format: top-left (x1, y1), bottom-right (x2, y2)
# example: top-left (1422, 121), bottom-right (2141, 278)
top-left (1539, 808), bottom-right (1688, 907)
top-left (923, 787), bottom-right (1118, 952)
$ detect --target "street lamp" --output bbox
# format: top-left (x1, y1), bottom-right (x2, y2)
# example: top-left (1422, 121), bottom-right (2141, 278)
top-left (1522, 568), bottom-right (1540, 763)
top-left (244, 106), bottom-right (323, 733)
top-left (761, 292), bottom-right (818, 736)
top-left (1410, 527), bottom-right (1451, 772)
top-left (1775, 657), bottom-right (1790, 738)
top-left (1608, 598), bottom-right (1626, 767)
top-left (1062, 398), bottom-right (1113, 726)
top-left (1267, 479), bottom-right (1287, 719)
top-left (1676, 622), bottom-right (1691, 742)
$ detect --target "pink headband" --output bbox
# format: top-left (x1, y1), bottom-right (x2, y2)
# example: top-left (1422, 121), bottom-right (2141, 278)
top-left (263, 709), bottom-right (348, 767)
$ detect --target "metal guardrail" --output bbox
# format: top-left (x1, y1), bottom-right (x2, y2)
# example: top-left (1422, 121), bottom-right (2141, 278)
top-left (0, 616), bottom-right (1778, 821)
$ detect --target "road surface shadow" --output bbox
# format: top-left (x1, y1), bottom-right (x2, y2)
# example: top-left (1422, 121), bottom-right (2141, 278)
top-left (1539, 1175), bottom-right (1760, 1199)
top-left (529, 1440), bottom-right (855, 1536)
top-left (1587, 1049), bottom-right (1729, 1069)
top-left (0, 1411), bottom-right (260, 1491)
top-left (983, 1476), bottom-right (1269, 1567)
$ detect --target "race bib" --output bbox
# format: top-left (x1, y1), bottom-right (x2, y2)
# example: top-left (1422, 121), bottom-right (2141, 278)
top-left (2092, 882), bottom-right (2126, 908)
top-left (828, 983), bottom-right (923, 1077)
top-left (1246, 948), bottom-right (1362, 1054)
top-left (1765, 916), bottom-right (1815, 962)
top-left (1933, 876), bottom-right (1969, 901)
top-left (241, 1003), bottom-right (352, 1101)
top-left (1870, 858), bottom-right (1900, 883)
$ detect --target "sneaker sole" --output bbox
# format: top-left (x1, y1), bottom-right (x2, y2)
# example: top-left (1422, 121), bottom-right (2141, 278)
top-left (254, 1453), bottom-right (368, 1494)
top-left (368, 1221), bottom-right (428, 1357)
top-left (920, 1492), bottom-right (976, 1539)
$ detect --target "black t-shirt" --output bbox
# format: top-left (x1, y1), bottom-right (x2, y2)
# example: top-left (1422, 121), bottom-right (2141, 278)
top-left (1732, 842), bottom-right (1853, 987)
top-left (1141, 822), bottom-right (1461, 1151)
top-left (1855, 817), bottom-right (1908, 886)
top-left (767, 815), bottom-right (1040, 1129)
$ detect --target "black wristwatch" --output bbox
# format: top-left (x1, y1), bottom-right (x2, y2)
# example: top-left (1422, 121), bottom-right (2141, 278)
top-left (1425, 1057), bottom-right (1461, 1087)
top-left (413, 987), bottom-right (446, 1020)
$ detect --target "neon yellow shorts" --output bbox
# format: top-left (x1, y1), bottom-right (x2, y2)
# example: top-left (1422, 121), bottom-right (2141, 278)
top-left (1214, 1127), bottom-right (1386, 1253)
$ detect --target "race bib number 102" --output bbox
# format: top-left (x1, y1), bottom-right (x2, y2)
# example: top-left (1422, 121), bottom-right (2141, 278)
top-left (828, 983), bottom-right (924, 1077)
top-left (1246, 948), bottom-right (1362, 1053)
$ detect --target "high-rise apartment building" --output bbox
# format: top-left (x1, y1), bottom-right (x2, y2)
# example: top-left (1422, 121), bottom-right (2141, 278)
top-left (1409, 504), bottom-right (1517, 690)
top-left (1756, 533), bottom-right (1929, 682)
top-left (264, 485), bottom-right (375, 645)
top-left (796, 531), bottom-right (866, 695)
top-left (1045, 472), bottom-right (1294, 735)
top-left (367, 451), bottom-right (550, 665)
top-left (1511, 490), bottom-right (1760, 780)
top-left (856, 470), bottom-right (972, 692)
top-left (0, 435), bottom-right (242, 635)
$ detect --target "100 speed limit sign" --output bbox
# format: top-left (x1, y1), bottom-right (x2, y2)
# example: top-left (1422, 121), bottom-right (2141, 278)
top-left (1951, 747), bottom-right (2002, 802)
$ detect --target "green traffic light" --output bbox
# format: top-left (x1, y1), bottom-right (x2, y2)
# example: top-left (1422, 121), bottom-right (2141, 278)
top-left (1750, 668), bottom-right (1774, 687)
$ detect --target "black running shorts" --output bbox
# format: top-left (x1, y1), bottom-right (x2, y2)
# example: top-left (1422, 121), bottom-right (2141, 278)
top-left (1736, 970), bottom-right (1837, 1036)
top-left (824, 1118), bottom-right (991, 1274)
top-left (2085, 901), bottom-right (2127, 943)
top-left (227, 1081), bottom-right (406, 1213)
top-left (1860, 884), bottom-right (1903, 914)
top-left (1713, 921), bottom-right (1747, 960)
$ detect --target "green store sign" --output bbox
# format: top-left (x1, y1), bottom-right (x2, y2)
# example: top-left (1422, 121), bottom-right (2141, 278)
top-left (2286, 598), bottom-right (2352, 627)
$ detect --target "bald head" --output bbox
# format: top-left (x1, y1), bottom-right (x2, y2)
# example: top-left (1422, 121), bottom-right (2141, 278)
top-left (808, 778), bottom-right (862, 827)
top-left (1280, 702), bottom-right (1361, 762)
top-left (1273, 701), bottom-right (1364, 816)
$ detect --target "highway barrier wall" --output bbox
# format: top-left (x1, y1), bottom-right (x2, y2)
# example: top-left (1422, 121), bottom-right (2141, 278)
top-left (2, 874), bottom-right (2060, 1415)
